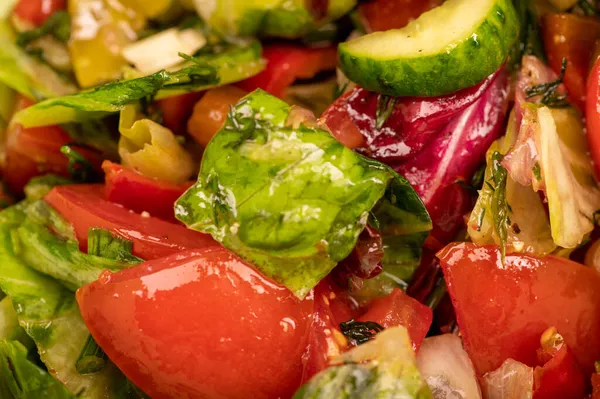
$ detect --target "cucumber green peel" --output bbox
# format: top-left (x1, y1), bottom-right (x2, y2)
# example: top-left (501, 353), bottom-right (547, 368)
top-left (338, 0), bottom-right (519, 96)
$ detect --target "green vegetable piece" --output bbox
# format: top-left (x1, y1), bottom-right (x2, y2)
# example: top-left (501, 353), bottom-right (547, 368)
top-left (489, 151), bottom-right (510, 261)
top-left (0, 21), bottom-right (77, 99)
top-left (338, 0), bottom-right (519, 96)
top-left (88, 228), bottom-right (143, 264)
top-left (294, 326), bottom-right (432, 399)
top-left (0, 204), bottom-right (135, 398)
top-left (0, 82), bottom-right (15, 129)
top-left (14, 41), bottom-right (265, 127)
top-left (176, 90), bottom-right (431, 297)
top-left (0, 298), bottom-right (34, 350)
top-left (0, 340), bottom-right (75, 399)
top-left (15, 201), bottom-right (137, 291)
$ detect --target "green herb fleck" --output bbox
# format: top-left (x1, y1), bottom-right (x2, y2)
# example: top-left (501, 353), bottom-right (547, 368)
top-left (533, 162), bottom-right (542, 181)
top-left (489, 151), bottom-right (511, 261)
top-left (75, 335), bottom-right (107, 374)
top-left (340, 319), bottom-right (384, 346)
top-left (60, 143), bottom-right (100, 183)
top-left (525, 58), bottom-right (569, 108)
top-left (375, 94), bottom-right (396, 129)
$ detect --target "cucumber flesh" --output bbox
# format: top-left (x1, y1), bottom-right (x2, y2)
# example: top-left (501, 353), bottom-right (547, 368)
top-left (339, 0), bottom-right (519, 96)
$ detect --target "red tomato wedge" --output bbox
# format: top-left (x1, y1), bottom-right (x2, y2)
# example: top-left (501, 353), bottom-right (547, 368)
top-left (357, 0), bottom-right (443, 32)
top-left (357, 288), bottom-right (432, 351)
top-left (12, 0), bottom-right (66, 26)
top-left (586, 58), bottom-right (600, 177)
top-left (438, 243), bottom-right (600, 376)
top-left (533, 345), bottom-right (586, 399)
top-left (44, 184), bottom-right (216, 260)
top-left (237, 45), bottom-right (337, 98)
top-left (77, 247), bottom-right (313, 399)
top-left (593, 373), bottom-right (600, 399)
top-left (155, 92), bottom-right (203, 135)
top-left (542, 13), bottom-right (600, 111)
top-left (102, 161), bottom-right (193, 222)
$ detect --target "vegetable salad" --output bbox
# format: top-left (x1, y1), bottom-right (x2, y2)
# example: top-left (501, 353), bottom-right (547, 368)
top-left (0, 0), bottom-right (600, 398)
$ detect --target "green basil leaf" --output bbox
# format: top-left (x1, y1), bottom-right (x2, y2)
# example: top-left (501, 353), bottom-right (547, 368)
top-left (14, 41), bottom-right (265, 128)
top-left (87, 228), bottom-right (143, 264)
top-left (176, 90), bottom-right (431, 297)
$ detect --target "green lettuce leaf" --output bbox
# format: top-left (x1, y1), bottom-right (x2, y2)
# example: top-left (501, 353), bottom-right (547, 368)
top-left (0, 297), bottom-right (34, 351)
top-left (0, 340), bottom-right (75, 399)
top-left (23, 175), bottom-right (73, 201)
top-left (14, 41), bottom-right (265, 128)
top-left (176, 90), bottom-right (431, 297)
top-left (294, 326), bottom-right (432, 399)
top-left (0, 204), bottom-right (134, 398)
top-left (15, 201), bottom-right (137, 291)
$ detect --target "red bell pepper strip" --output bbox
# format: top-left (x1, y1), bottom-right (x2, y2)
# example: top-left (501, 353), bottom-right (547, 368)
top-left (102, 161), bottom-right (192, 222)
top-left (44, 184), bottom-right (217, 260)
top-left (237, 45), bottom-right (337, 98)
top-left (438, 242), bottom-right (600, 377)
top-left (542, 13), bottom-right (600, 111)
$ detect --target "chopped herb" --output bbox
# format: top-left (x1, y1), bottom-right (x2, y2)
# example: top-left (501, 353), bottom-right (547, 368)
top-left (525, 58), bottom-right (569, 108)
top-left (375, 94), bottom-right (396, 129)
top-left (75, 335), bottom-right (107, 374)
top-left (59, 143), bottom-right (101, 183)
top-left (340, 319), bottom-right (384, 346)
top-left (476, 208), bottom-right (486, 232)
top-left (87, 228), bottom-right (143, 264)
top-left (16, 11), bottom-right (71, 47)
top-left (533, 162), bottom-right (542, 181)
top-left (489, 151), bottom-right (511, 261)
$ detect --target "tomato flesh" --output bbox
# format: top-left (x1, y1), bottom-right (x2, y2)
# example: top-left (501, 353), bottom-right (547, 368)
top-left (102, 161), bottom-right (192, 222)
top-left (587, 58), bottom-right (600, 177)
top-left (12, 0), bottom-right (66, 26)
top-left (44, 184), bottom-right (216, 260)
top-left (77, 247), bottom-right (313, 399)
top-left (438, 243), bottom-right (600, 376)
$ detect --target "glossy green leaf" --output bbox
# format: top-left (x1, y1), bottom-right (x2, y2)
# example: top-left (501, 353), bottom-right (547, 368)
top-left (176, 90), bottom-right (431, 297)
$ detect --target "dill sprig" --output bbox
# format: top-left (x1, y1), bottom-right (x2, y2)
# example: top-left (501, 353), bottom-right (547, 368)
top-left (525, 57), bottom-right (569, 108)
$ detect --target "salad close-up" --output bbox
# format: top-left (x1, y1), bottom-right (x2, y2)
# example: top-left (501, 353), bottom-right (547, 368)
top-left (1, 0), bottom-right (600, 397)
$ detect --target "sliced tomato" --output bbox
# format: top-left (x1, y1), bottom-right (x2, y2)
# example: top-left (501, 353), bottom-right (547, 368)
top-left (237, 45), bottom-right (337, 98)
top-left (102, 161), bottom-right (192, 222)
top-left (357, 0), bottom-right (443, 32)
top-left (155, 92), bottom-right (203, 135)
top-left (187, 85), bottom-right (247, 147)
top-left (357, 288), bottom-right (432, 351)
top-left (12, 0), bottom-right (66, 26)
top-left (533, 345), bottom-right (586, 399)
top-left (77, 247), bottom-right (314, 399)
top-left (438, 243), bottom-right (600, 377)
top-left (586, 58), bottom-right (600, 177)
top-left (542, 13), bottom-right (600, 111)
top-left (44, 184), bottom-right (216, 260)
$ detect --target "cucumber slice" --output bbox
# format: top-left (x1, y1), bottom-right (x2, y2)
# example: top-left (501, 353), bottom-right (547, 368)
top-left (338, 0), bottom-right (519, 96)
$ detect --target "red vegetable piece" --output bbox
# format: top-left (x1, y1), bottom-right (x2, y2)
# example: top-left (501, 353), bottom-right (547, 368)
top-left (586, 58), bottom-right (600, 178)
top-left (44, 184), bottom-right (216, 260)
top-left (77, 247), bottom-right (313, 399)
top-left (357, 288), bottom-right (432, 351)
top-left (155, 92), bottom-right (203, 135)
top-left (438, 242), bottom-right (600, 376)
top-left (102, 161), bottom-right (192, 222)
top-left (542, 13), bottom-right (600, 111)
top-left (533, 339), bottom-right (586, 399)
top-left (237, 44), bottom-right (337, 98)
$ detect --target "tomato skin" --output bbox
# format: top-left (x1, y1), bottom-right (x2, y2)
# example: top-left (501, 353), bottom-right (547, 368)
top-left (102, 161), bottom-right (192, 222)
top-left (593, 373), bottom-right (600, 399)
top-left (438, 243), bottom-right (600, 376)
top-left (237, 45), bottom-right (337, 98)
top-left (155, 92), bottom-right (203, 135)
top-left (12, 0), bottom-right (66, 26)
top-left (357, 0), bottom-right (442, 32)
top-left (542, 13), bottom-right (600, 111)
top-left (77, 247), bottom-right (314, 399)
top-left (533, 345), bottom-right (586, 399)
top-left (44, 184), bottom-right (216, 260)
top-left (586, 59), bottom-right (600, 177)
top-left (357, 288), bottom-right (432, 351)
top-left (187, 86), bottom-right (247, 147)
